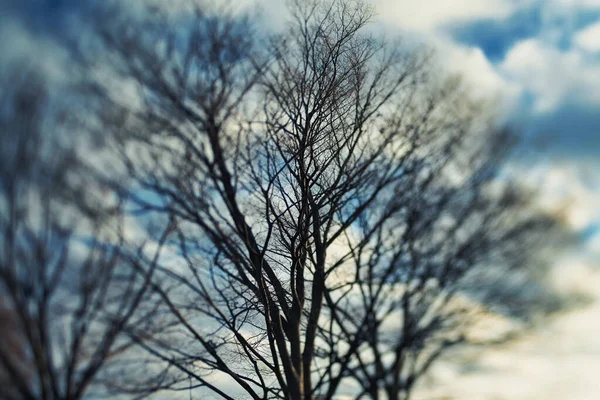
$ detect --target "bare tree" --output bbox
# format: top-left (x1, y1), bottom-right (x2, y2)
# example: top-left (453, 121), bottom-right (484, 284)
top-left (312, 129), bottom-right (557, 400)
top-left (86, 1), bottom-right (561, 399)
top-left (0, 68), bottom-right (170, 400)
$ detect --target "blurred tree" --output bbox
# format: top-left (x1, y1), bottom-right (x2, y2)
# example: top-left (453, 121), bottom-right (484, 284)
top-left (0, 68), bottom-right (170, 400)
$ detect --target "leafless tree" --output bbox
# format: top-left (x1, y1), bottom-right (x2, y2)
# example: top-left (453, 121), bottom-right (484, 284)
top-left (86, 1), bottom-right (561, 399)
top-left (311, 125), bottom-right (557, 400)
top-left (0, 68), bottom-right (170, 400)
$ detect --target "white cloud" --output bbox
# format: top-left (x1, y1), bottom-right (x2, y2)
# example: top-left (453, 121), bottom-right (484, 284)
top-left (368, 0), bottom-right (600, 117)
top-left (372, 0), bottom-right (515, 32)
top-left (514, 161), bottom-right (600, 231)
top-left (552, 255), bottom-right (600, 295)
top-left (416, 243), bottom-right (600, 400)
top-left (354, 1), bottom-right (524, 114)
top-left (422, 262), bottom-right (600, 400)
top-left (501, 38), bottom-right (600, 112)
top-left (433, 39), bottom-right (522, 110)
top-left (574, 20), bottom-right (600, 52)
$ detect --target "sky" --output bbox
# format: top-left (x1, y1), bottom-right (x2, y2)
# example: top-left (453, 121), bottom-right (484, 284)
top-left (1, 0), bottom-right (600, 399)
top-left (367, 0), bottom-right (600, 398)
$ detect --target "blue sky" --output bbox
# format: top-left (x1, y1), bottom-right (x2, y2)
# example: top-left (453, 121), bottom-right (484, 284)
top-left (2, 0), bottom-right (600, 398)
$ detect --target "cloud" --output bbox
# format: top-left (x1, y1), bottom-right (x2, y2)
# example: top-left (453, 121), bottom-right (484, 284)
top-left (428, 38), bottom-right (522, 111)
top-left (515, 161), bottom-right (600, 232)
top-left (366, 1), bottom-right (523, 111)
top-left (574, 20), bottom-right (600, 51)
top-left (372, 0), bottom-right (516, 32)
top-left (501, 38), bottom-right (600, 112)
top-left (497, 34), bottom-right (600, 158)
top-left (421, 261), bottom-right (600, 400)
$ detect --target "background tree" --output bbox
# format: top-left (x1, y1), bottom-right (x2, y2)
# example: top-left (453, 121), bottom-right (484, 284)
top-left (0, 67), bottom-right (170, 400)
top-left (83, 0), bottom-right (562, 399)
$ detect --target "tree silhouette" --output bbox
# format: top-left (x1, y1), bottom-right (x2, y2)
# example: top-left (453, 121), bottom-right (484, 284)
top-left (8, 1), bottom-right (562, 399)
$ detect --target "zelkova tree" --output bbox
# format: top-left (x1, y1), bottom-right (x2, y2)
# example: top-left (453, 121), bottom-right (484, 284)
top-left (90, 1), bottom-right (559, 399)
top-left (0, 69), bottom-right (170, 400)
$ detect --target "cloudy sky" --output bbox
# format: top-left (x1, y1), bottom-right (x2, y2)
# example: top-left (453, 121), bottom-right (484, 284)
top-left (366, 0), bottom-right (600, 398)
top-left (2, 0), bottom-right (600, 399)
top-left (372, 0), bottom-right (600, 233)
